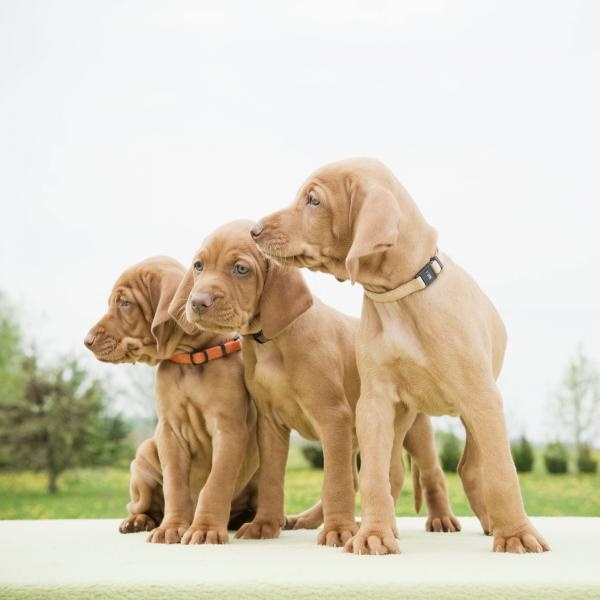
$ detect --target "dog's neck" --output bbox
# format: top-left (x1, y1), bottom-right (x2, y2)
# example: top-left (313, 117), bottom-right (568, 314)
top-left (160, 327), bottom-right (230, 362)
top-left (355, 216), bottom-right (439, 294)
top-left (242, 312), bottom-right (303, 353)
top-left (241, 298), bottom-right (313, 345)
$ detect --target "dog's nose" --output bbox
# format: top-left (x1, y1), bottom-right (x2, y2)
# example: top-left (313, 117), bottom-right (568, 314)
top-left (84, 332), bottom-right (95, 349)
top-left (250, 221), bottom-right (264, 240)
top-left (191, 292), bottom-right (214, 315)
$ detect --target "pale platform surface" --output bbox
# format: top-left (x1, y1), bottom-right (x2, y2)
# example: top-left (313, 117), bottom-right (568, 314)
top-left (0, 517), bottom-right (598, 599)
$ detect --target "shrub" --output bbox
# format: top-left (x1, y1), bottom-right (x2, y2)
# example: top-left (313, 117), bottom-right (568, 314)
top-left (511, 436), bottom-right (535, 472)
top-left (0, 356), bottom-right (130, 493)
top-left (301, 443), bottom-right (324, 469)
top-left (577, 445), bottom-right (598, 474)
top-left (439, 432), bottom-right (463, 473)
top-left (544, 442), bottom-right (568, 474)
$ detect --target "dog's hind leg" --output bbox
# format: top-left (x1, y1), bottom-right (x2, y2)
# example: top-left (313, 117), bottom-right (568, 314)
top-left (404, 414), bottom-right (461, 533)
top-left (457, 419), bottom-right (490, 534)
top-left (120, 438), bottom-right (163, 534)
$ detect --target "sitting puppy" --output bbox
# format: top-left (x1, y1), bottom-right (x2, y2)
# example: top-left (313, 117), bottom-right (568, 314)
top-left (252, 158), bottom-right (549, 555)
top-left (85, 256), bottom-right (259, 544)
top-left (168, 221), bottom-right (459, 548)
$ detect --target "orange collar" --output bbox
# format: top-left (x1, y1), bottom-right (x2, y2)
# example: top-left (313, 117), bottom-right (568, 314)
top-left (168, 336), bottom-right (242, 366)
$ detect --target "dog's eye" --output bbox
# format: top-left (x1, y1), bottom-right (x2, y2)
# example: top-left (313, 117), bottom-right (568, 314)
top-left (234, 264), bottom-right (250, 275)
top-left (118, 298), bottom-right (131, 308)
top-left (307, 193), bottom-right (320, 206)
top-left (193, 261), bottom-right (204, 272)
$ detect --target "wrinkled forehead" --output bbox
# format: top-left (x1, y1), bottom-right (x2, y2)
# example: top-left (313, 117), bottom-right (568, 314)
top-left (195, 223), bottom-right (264, 267)
top-left (108, 268), bottom-right (141, 303)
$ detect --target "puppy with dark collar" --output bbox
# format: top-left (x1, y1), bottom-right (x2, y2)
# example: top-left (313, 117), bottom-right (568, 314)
top-left (169, 221), bottom-right (459, 548)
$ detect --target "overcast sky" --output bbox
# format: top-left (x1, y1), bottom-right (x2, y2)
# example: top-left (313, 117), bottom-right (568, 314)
top-left (1, 0), bottom-right (598, 441)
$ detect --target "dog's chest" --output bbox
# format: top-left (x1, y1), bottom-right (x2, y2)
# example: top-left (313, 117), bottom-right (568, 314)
top-left (393, 358), bottom-right (460, 417)
top-left (370, 320), bottom-right (461, 417)
top-left (245, 346), bottom-right (320, 440)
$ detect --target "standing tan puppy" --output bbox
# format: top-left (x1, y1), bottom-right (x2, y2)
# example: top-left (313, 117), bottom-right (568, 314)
top-left (252, 158), bottom-right (549, 555)
top-left (85, 256), bottom-right (259, 544)
top-left (169, 221), bottom-right (459, 548)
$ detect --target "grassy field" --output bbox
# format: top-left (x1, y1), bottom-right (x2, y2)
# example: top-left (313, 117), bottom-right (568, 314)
top-left (1, 446), bottom-right (599, 519)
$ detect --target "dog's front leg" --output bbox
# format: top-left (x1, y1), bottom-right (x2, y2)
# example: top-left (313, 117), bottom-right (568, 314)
top-left (146, 425), bottom-right (193, 544)
top-left (317, 407), bottom-right (358, 547)
top-left (181, 424), bottom-right (248, 544)
top-left (236, 415), bottom-right (290, 540)
top-left (463, 387), bottom-right (550, 553)
top-left (344, 382), bottom-right (414, 555)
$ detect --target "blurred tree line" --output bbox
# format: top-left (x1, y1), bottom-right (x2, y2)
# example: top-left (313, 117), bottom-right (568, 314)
top-left (0, 293), bottom-right (132, 493)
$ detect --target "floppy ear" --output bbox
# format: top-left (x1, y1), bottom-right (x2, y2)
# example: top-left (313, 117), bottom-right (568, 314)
top-left (145, 267), bottom-right (189, 352)
top-left (259, 261), bottom-right (313, 339)
top-left (345, 183), bottom-right (402, 283)
top-left (167, 268), bottom-right (198, 336)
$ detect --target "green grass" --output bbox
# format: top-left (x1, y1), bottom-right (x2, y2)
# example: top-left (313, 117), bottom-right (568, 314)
top-left (1, 446), bottom-right (599, 519)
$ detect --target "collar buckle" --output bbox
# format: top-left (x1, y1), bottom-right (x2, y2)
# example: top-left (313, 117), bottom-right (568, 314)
top-left (251, 330), bottom-right (270, 344)
top-left (415, 256), bottom-right (443, 287)
top-left (363, 254), bottom-right (444, 304)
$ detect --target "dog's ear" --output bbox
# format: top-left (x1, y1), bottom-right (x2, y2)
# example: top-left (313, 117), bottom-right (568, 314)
top-left (144, 266), bottom-right (188, 352)
top-left (345, 182), bottom-right (402, 284)
top-left (167, 267), bottom-right (197, 336)
top-left (259, 261), bottom-right (313, 340)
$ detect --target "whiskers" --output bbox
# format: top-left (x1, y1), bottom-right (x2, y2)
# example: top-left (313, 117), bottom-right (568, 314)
top-left (95, 336), bottom-right (118, 356)
top-left (94, 337), bottom-right (127, 362)
top-left (260, 239), bottom-right (293, 271)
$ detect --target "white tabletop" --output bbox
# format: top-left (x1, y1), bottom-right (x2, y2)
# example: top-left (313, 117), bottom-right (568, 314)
top-left (0, 517), bottom-right (598, 599)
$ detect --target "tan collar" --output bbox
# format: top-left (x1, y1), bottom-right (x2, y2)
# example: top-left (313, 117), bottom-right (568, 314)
top-left (363, 255), bottom-right (443, 303)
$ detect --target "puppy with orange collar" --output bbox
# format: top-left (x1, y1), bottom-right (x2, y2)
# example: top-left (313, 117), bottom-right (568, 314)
top-left (85, 256), bottom-right (258, 544)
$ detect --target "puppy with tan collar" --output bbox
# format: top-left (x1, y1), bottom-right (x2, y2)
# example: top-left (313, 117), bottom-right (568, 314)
top-left (85, 256), bottom-right (259, 544)
top-left (252, 158), bottom-right (549, 555)
top-left (169, 220), bottom-right (459, 548)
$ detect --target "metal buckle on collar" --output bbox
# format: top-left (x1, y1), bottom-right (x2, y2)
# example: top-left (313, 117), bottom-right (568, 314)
top-left (252, 331), bottom-right (270, 344)
top-left (220, 335), bottom-right (239, 356)
top-left (415, 256), bottom-right (443, 287)
top-left (189, 349), bottom-right (209, 365)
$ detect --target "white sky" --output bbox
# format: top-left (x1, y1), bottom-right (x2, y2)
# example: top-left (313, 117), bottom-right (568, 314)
top-left (1, 0), bottom-right (599, 441)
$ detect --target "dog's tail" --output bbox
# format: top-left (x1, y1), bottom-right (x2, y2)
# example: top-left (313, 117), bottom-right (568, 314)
top-left (412, 462), bottom-right (423, 514)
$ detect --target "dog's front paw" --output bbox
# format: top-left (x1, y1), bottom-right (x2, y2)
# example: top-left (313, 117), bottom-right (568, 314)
top-left (317, 521), bottom-right (358, 547)
top-left (181, 523), bottom-right (229, 545)
top-left (235, 517), bottom-right (282, 540)
top-left (493, 520), bottom-right (550, 554)
top-left (343, 523), bottom-right (399, 555)
top-left (146, 521), bottom-right (189, 544)
top-left (119, 513), bottom-right (157, 533)
top-left (425, 513), bottom-right (461, 533)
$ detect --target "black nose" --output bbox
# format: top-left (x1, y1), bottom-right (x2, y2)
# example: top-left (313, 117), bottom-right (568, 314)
top-left (84, 332), bottom-right (95, 349)
top-left (191, 292), bottom-right (214, 315)
top-left (250, 221), bottom-right (264, 240)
